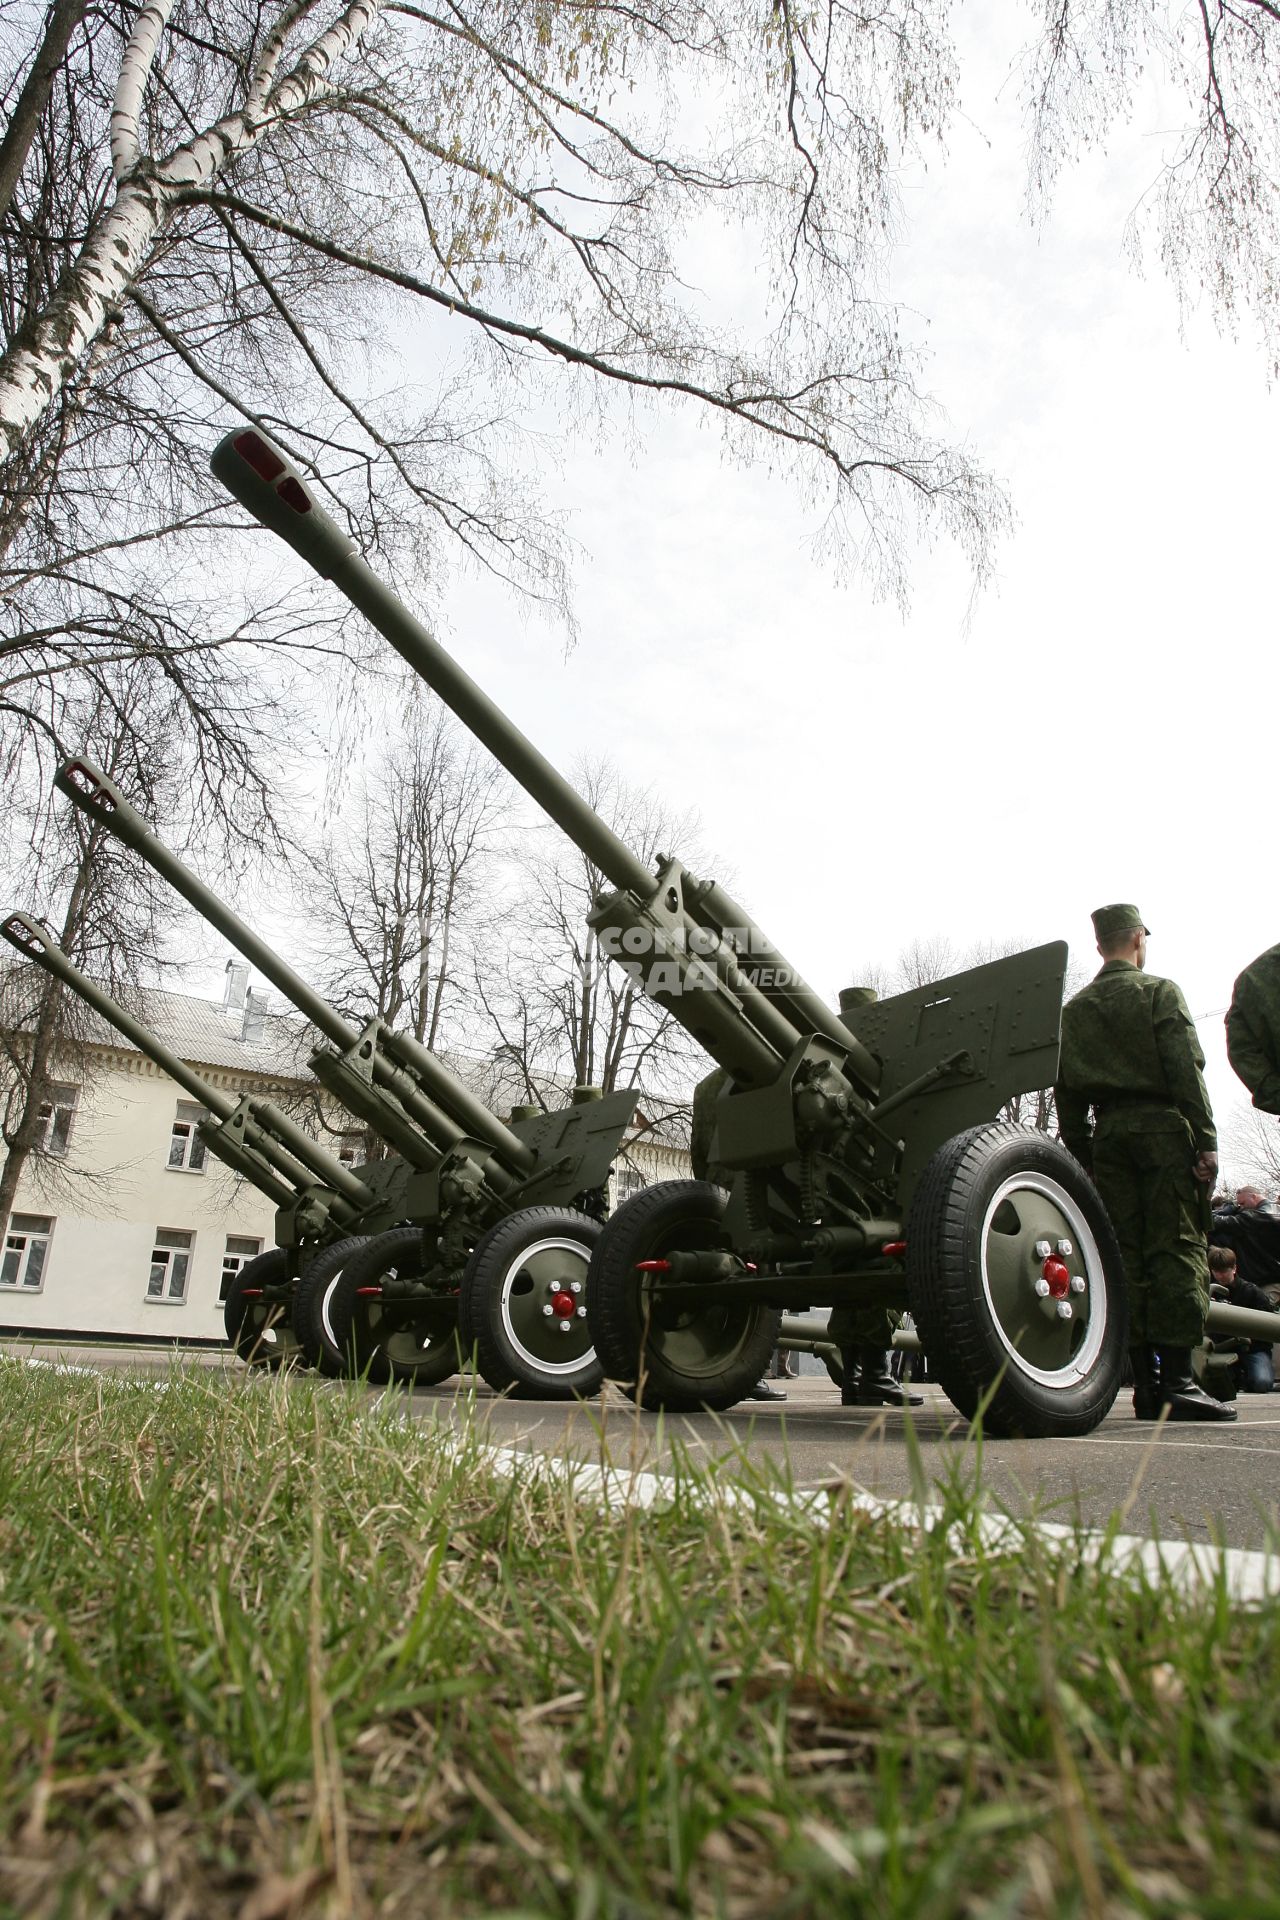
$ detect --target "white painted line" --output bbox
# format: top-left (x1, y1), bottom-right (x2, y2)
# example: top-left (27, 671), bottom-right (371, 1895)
top-left (10, 1353), bottom-right (1277, 1603)
top-left (470, 1439), bottom-right (1280, 1604)
top-left (9, 1354), bottom-right (172, 1388)
top-left (14, 1355), bottom-right (114, 1380)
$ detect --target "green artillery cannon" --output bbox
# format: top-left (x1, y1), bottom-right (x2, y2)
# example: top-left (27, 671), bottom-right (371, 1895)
top-left (212, 427), bottom-right (1128, 1437)
top-left (0, 911), bottom-right (391, 1370)
top-left (46, 763), bottom-right (640, 1398)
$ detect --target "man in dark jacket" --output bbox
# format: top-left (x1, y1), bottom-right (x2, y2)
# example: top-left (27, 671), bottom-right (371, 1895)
top-left (1210, 1186), bottom-right (1280, 1303)
top-left (1054, 904), bottom-right (1232, 1422)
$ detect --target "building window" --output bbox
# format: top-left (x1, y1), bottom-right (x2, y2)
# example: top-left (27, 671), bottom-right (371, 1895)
top-left (167, 1100), bottom-right (208, 1173)
top-left (1, 1214), bottom-right (53, 1290)
top-left (219, 1235), bottom-right (263, 1303)
top-left (36, 1084), bottom-right (77, 1158)
top-left (612, 1163), bottom-right (646, 1204)
top-left (147, 1230), bottom-right (193, 1303)
top-left (336, 1130), bottom-right (367, 1167)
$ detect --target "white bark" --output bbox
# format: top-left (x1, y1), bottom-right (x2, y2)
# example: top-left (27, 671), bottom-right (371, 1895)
top-left (246, 0), bottom-right (322, 120)
top-left (0, 0), bottom-right (380, 461)
top-left (109, 0), bottom-right (174, 181)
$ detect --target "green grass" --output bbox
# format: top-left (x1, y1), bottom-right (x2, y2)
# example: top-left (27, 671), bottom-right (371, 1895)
top-left (1, 1362), bottom-right (1278, 1918)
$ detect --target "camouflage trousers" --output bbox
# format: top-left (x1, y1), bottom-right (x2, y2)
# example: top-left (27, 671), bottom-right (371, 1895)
top-left (828, 1305), bottom-right (899, 1351)
top-left (1091, 1111), bottom-right (1209, 1348)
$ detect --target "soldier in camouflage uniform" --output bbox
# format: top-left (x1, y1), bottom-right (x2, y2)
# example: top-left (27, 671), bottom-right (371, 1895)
top-left (1226, 942), bottom-right (1280, 1115)
top-left (1054, 904), bottom-right (1233, 1422)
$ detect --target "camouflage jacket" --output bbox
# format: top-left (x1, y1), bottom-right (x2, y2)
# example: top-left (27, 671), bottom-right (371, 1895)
top-left (1054, 960), bottom-right (1215, 1159)
top-left (1226, 943), bottom-right (1280, 1115)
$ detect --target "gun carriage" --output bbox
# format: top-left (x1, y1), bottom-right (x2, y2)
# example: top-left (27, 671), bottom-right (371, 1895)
top-left (211, 426), bottom-right (1134, 1437)
top-left (9, 770), bottom-right (639, 1400)
top-left (0, 912), bottom-right (378, 1370)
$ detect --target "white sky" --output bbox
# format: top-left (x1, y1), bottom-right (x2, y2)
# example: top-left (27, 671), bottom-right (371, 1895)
top-left (183, 18), bottom-right (1276, 1179)
top-left (431, 21), bottom-right (1279, 1178)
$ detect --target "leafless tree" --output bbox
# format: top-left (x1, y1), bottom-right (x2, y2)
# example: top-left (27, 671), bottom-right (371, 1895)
top-left (297, 684), bottom-right (509, 1048)
top-left (1, 2), bottom-right (1273, 837)
top-left (0, 663), bottom-right (185, 1227)
top-left (473, 762), bottom-right (708, 1147)
top-left (1022, 0), bottom-right (1280, 372)
top-left (0, 0), bottom-right (1021, 770)
top-left (1222, 1107), bottom-right (1280, 1195)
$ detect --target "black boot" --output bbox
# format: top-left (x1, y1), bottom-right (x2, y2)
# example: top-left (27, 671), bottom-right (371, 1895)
top-left (853, 1348), bottom-right (924, 1408)
top-left (1156, 1346), bottom-right (1237, 1423)
top-left (1130, 1344), bottom-right (1162, 1419)
top-left (839, 1349), bottom-right (861, 1407)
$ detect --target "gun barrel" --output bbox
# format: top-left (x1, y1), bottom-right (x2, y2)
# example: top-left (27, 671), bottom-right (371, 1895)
top-left (55, 756), bottom-right (537, 1176)
top-left (212, 430), bottom-right (656, 902)
top-left (2, 913), bottom-right (236, 1119)
top-left (2, 913), bottom-right (373, 1209)
top-left (54, 757), bottom-right (359, 1053)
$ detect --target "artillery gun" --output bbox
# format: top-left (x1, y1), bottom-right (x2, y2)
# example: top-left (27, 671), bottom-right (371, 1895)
top-left (212, 427), bottom-right (1129, 1437)
top-left (42, 766), bottom-right (641, 1398)
top-left (0, 912), bottom-right (385, 1370)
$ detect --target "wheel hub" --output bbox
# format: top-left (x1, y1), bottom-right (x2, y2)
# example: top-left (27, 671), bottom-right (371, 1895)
top-left (500, 1238), bottom-right (595, 1375)
top-left (979, 1172), bottom-right (1107, 1385)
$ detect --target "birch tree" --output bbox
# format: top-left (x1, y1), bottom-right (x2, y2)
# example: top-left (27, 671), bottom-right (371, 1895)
top-left (1, 0), bottom-right (1276, 800)
top-left (0, 0), bottom-right (1012, 723)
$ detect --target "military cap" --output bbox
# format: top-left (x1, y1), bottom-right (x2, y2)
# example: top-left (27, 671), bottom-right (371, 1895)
top-left (1090, 903), bottom-right (1150, 940)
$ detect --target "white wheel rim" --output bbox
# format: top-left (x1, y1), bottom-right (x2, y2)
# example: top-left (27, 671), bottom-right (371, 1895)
top-left (978, 1172), bottom-right (1109, 1386)
top-left (499, 1235), bottom-right (596, 1377)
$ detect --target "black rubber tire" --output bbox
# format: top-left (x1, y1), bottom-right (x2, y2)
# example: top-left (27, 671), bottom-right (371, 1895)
top-left (588, 1180), bottom-right (782, 1412)
top-left (458, 1206), bottom-right (604, 1398)
top-left (291, 1237), bottom-right (372, 1375)
top-left (906, 1124), bottom-right (1125, 1437)
top-left (223, 1248), bottom-right (300, 1369)
top-left (320, 1228), bottom-right (461, 1388)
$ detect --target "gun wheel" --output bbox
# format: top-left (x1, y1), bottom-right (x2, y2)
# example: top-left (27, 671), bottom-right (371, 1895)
top-left (907, 1124), bottom-right (1125, 1437)
top-left (458, 1207), bottom-right (604, 1398)
top-left (320, 1227), bottom-right (461, 1387)
top-left (223, 1248), bottom-right (301, 1370)
top-left (588, 1180), bottom-right (782, 1411)
top-left (290, 1236), bottom-right (373, 1376)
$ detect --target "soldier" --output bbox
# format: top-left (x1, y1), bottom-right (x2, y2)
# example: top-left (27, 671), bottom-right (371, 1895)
top-left (1226, 942), bottom-right (1280, 1116)
top-left (1054, 904), bottom-right (1233, 1423)
top-left (826, 1303), bottom-right (923, 1408)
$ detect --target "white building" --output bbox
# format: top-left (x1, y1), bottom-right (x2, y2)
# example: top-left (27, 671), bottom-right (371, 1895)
top-left (1, 967), bottom-right (689, 1345)
top-left (0, 965), bottom-right (323, 1344)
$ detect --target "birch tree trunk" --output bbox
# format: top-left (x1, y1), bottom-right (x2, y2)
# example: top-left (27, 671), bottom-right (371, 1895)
top-left (0, 0), bottom-right (378, 460)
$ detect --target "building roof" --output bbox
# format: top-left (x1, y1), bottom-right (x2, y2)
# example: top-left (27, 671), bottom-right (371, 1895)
top-left (137, 987), bottom-right (310, 1079)
top-left (0, 972), bottom-right (310, 1083)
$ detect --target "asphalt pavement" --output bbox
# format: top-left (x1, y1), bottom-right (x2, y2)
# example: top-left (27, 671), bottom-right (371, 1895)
top-left (9, 1340), bottom-right (1280, 1553)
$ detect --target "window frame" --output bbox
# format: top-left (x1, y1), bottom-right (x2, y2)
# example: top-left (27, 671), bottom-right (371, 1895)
top-left (167, 1100), bottom-right (209, 1175)
top-left (146, 1229), bottom-right (194, 1305)
top-left (35, 1084), bottom-right (77, 1159)
top-left (1, 1213), bottom-right (54, 1292)
top-left (336, 1130), bottom-right (367, 1167)
top-left (218, 1234), bottom-right (263, 1303)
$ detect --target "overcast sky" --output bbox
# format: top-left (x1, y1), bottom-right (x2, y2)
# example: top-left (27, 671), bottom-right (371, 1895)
top-left (402, 18), bottom-right (1274, 1179)
top-left (178, 19), bottom-right (1275, 1178)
